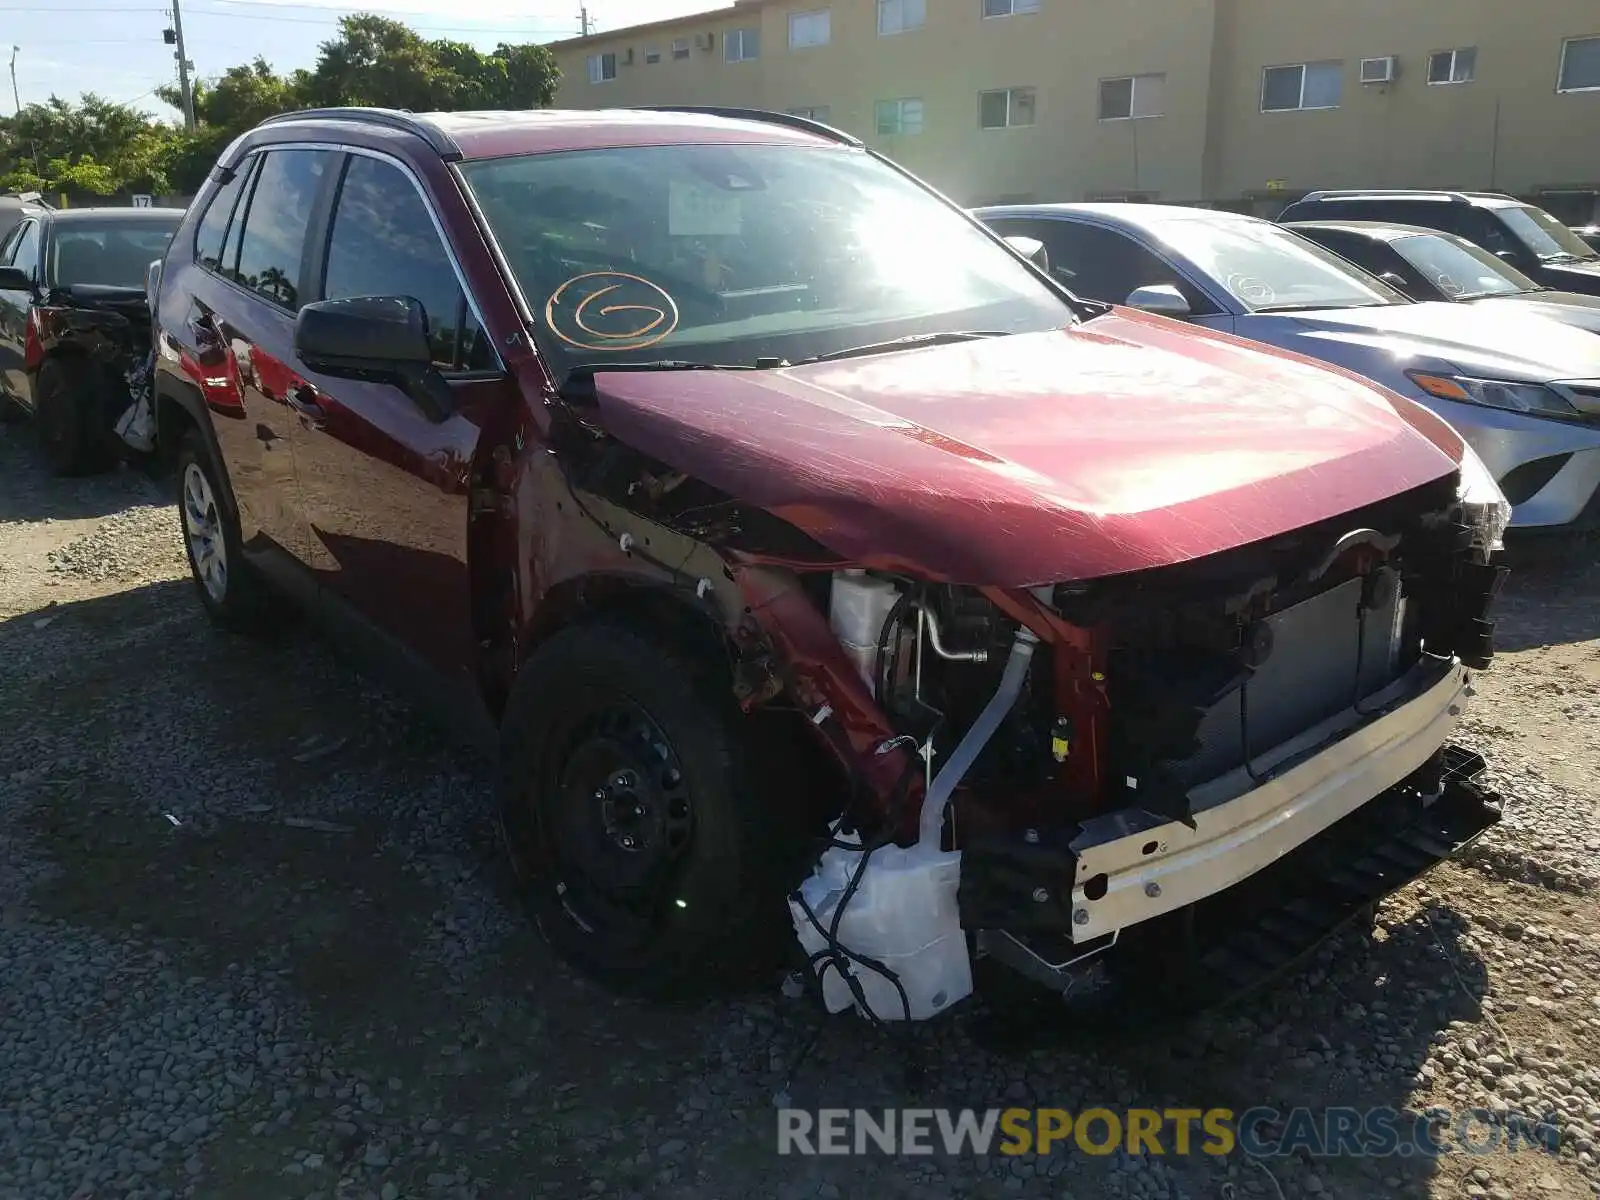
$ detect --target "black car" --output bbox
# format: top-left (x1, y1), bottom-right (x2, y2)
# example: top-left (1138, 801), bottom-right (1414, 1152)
top-left (1276, 190), bottom-right (1600, 298)
top-left (1287, 219), bottom-right (1600, 336)
top-left (1576, 226), bottom-right (1600, 254)
top-left (0, 206), bottom-right (184, 473)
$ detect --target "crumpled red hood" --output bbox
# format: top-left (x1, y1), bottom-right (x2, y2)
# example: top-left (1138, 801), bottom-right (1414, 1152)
top-left (587, 311), bottom-right (1463, 586)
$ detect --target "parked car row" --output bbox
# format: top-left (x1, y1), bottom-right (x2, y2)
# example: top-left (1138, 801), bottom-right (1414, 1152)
top-left (0, 202), bottom-right (184, 472)
top-left (112, 104), bottom-right (1516, 1024)
top-left (974, 193), bottom-right (1600, 532)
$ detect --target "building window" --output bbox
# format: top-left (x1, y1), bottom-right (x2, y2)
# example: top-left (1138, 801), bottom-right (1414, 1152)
top-left (788, 105), bottom-right (832, 121)
top-left (671, 37), bottom-right (690, 59)
top-left (1427, 47), bottom-right (1476, 84)
top-left (726, 27), bottom-right (760, 61)
top-left (1261, 61), bottom-right (1343, 111)
top-left (645, 43), bottom-right (661, 64)
top-left (878, 0), bottom-right (925, 34)
top-left (979, 87), bottom-right (1036, 129)
top-left (1558, 36), bottom-right (1600, 93)
top-left (586, 52), bottom-right (617, 83)
top-left (789, 9), bottom-right (830, 48)
top-left (875, 97), bottom-right (924, 135)
top-left (982, 0), bottom-right (1038, 17)
top-left (1098, 73), bottom-right (1165, 119)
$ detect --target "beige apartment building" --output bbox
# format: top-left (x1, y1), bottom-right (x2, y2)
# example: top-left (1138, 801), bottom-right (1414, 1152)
top-left (548, 0), bottom-right (1600, 221)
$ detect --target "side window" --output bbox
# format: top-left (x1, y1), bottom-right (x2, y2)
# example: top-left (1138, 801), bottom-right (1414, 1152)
top-left (1460, 209), bottom-right (1516, 258)
top-left (994, 218), bottom-right (1215, 313)
top-left (193, 165), bottom-right (250, 273)
top-left (0, 222), bottom-right (24, 265)
top-left (321, 154), bottom-right (492, 372)
top-left (233, 149), bottom-right (332, 311)
top-left (11, 221), bottom-right (41, 282)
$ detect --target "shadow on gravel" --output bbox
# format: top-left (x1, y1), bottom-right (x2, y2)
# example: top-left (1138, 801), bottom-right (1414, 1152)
top-left (1494, 534), bottom-right (1600, 652)
top-left (0, 424), bottom-right (162, 525)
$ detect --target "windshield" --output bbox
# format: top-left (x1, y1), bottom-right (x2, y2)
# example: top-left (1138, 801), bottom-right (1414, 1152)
top-left (50, 218), bottom-right (181, 289)
top-left (1497, 206), bottom-right (1600, 262)
top-left (1156, 218), bottom-right (1410, 312)
top-left (458, 144), bottom-right (1071, 373)
top-left (1391, 232), bottom-right (1539, 298)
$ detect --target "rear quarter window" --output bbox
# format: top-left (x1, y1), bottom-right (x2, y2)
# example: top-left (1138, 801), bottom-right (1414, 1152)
top-left (194, 167), bottom-right (250, 272)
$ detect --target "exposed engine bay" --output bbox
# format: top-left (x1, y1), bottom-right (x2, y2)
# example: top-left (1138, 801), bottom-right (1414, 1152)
top-left (556, 398), bottom-right (1508, 1028)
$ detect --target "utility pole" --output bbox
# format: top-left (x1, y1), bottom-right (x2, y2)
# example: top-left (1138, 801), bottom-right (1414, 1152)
top-left (578, 4), bottom-right (592, 36)
top-left (168, 0), bottom-right (196, 132)
top-left (9, 46), bottom-right (20, 115)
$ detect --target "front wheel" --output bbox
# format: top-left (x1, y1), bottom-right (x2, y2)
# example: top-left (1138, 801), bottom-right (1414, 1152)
top-left (498, 621), bottom-right (788, 998)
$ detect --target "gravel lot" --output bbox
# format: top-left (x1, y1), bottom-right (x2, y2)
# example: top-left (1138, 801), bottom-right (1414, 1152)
top-left (1, 420), bottom-right (1598, 1200)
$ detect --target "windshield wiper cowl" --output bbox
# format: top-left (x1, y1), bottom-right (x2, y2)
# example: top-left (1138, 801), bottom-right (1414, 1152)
top-left (792, 330), bottom-right (1009, 366)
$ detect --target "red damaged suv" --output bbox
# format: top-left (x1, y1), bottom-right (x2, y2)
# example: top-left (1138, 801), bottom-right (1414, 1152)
top-left (148, 106), bottom-right (1508, 1019)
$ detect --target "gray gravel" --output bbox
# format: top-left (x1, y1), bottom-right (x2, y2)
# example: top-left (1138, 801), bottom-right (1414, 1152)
top-left (1, 421), bottom-right (1598, 1200)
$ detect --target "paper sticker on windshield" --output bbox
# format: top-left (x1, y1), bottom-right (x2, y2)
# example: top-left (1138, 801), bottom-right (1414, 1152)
top-left (669, 181), bottom-right (742, 237)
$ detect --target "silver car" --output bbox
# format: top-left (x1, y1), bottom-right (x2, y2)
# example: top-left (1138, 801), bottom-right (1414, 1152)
top-left (975, 202), bottom-right (1600, 530)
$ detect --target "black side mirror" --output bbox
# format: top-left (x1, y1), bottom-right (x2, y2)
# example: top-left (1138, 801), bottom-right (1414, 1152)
top-left (294, 295), bottom-right (455, 422)
top-left (1378, 271), bottom-right (1411, 290)
top-left (1494, 249), bottom-right (1521, 265)
top-left (0, 265), bottom-right (35, 292)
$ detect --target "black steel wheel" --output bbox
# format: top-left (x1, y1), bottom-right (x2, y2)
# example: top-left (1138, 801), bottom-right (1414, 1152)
top-left (498, 619), bottom-right (790, 998)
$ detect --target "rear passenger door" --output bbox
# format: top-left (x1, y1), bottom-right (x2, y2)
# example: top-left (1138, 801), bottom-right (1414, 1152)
top-left (176, 147), bottom-right (336, 566)
top-left (286, 149), bottom-right (504, 684)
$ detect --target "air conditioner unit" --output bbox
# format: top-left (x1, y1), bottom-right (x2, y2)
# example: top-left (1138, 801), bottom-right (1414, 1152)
top-left (696, 32), bottom-right (714, 50)
top-left (1360, 56), bottom-right (1398, 84)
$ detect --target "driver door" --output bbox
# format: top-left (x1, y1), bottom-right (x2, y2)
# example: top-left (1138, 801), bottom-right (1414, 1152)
top-left (0, 219), bottom-right (41, 403)
top-left (285, 150), bottom-right (506, 686)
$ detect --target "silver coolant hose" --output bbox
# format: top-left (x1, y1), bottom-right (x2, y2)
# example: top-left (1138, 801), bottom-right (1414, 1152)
top-left (917, 623), bottom-right (1041, 848)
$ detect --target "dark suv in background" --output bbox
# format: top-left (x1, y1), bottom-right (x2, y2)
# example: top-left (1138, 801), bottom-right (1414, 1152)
top-left (1277, 190), bottom-right (1600, 297)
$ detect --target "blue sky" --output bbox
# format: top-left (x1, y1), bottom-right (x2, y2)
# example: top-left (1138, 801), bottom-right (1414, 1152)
top-left (3, 0), bottom-right (729, 121)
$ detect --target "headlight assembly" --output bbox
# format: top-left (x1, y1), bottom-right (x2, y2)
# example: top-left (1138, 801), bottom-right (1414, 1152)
top-left (1455, 441), bottom-right (1512, 553)
top-left (1408, 371), bottom-right (1582, 421)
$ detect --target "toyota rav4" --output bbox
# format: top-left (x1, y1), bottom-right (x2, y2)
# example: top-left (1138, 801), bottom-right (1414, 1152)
top-left (148, 105), bottom-right (1509, 1022)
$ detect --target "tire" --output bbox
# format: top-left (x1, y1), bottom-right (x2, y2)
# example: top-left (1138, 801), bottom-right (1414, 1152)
top-left (175, 428), bottom-right (279, 634)
top-left (498, 620), bottom-right (789, 999)
top-left (0, 393), bottom-right (23, 424)
top-left (34, 356), bottom-right (119, 476)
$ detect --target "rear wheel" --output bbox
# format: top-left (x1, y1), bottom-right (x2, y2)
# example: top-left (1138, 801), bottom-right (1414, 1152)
top-left (34, 356), bottom-right (118, 476)
top-left (176, 428), bottom-right (279, 634)
top-left (498, 621), bottom-right (790, 998)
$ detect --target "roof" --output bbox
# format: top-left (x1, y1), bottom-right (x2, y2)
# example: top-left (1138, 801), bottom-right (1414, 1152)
top-left (1281, 219), bottom-right (1455, 243)
top-left (261, 106), bottom-right (849, 161)
top-left (45, 207), bottom-right (186, 222)
top-left (1291, 189), bottom-right (1524, 210)
top-left (545, 1), bottom-right (764, 50)
top-left (972, 201), bottom-right (1262, 233)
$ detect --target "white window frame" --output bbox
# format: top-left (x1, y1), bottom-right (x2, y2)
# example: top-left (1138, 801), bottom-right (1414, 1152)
top-left (1098, 73), bottom-right (1165, 120)
top-left (877, 0), bottom-right (925, 35)
top-left (1426, 47), bottom-right (1476, 85)
top-left (1557, 35), bottom-right (1600, 94)
top-left (979, 87), bottom-right (1036, 129)
top-left (725, 27), bottom-right (760, 62)
top-left (875, 97), bottom-right (925, 135)
top-left (586, 52), bottom-right (617, 84)
top-left (788, 9), bottom-right (831, 49)
top-left (981, 0), bottom-right (1039, 18)
top-left (644, 43), bottom-right (661, 64)
top-left (1260, 60), bottom-right (1343, 112)
top-left (671, 37), bottom-right (691, 59)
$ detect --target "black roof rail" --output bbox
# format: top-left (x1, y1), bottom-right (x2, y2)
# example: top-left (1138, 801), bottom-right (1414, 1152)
top-left (256, 107), bottom-right (462, 160)
top-left (630, 105), bottom-right (863, 147)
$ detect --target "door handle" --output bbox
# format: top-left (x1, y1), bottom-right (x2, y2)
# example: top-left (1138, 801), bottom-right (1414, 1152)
top-left (287, 388), bottom-right (325, 426)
